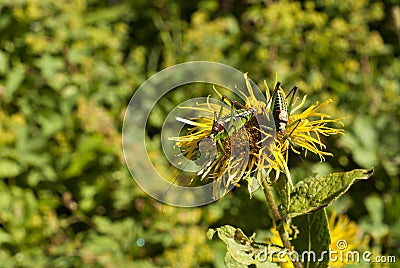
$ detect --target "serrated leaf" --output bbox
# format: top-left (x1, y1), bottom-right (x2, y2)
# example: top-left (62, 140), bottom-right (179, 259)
top-left (289, 168), bottom-right (373, 217)
top-left (291, 209), bottom-right (330, 268)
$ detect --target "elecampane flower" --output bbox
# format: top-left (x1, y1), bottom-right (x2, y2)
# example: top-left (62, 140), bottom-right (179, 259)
top-left (170, 75), bottom-right (276, 197)
top-left (263, 78), bottom-right (344, 186)
top-left (170, 74), bottom-right (344, 197)
top-left (264, 78), bottom-right (344, 161)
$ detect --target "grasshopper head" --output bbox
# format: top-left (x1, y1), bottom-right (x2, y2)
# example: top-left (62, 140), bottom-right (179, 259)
top-left (212, 119), bottom-right (227, 135)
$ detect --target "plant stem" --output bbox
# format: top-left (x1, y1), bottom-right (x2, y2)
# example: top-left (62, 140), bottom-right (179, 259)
top-left (262, 179), bottom-right (302, 268)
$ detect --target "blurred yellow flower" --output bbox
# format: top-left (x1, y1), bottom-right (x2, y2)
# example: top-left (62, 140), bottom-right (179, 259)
top-left (328, 211), bottom-right (362, 267)
top-left (268, 212), bottom-right (362, 267)
top-left (269, 224), bottom-right (298, 268)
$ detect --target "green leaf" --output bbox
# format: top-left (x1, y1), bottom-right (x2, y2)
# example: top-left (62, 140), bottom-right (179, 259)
top-left (0, 50), bottom-right (8, 74)
top-left (225, 253), bottom-right (248, 268)
top-left (208, 225), bottom-right (288, 266)
top-left (0, 229), bottom-right (12, 243)
top-left (206, 228), bottom-right (216, 240)
top-left (5, 63), bottom-right (25, 101)
top-left (289, 168), bottom-right (374, 217)
top-left (364, 194), bottom-right (383, 225)
top-left (208, 225), bottom-right (257, 265)
top-left (62, 134), bottom-right (104, 178)
top-left (85, 4), bottom-right (130, 23)
top-left (359, 194), bottom-right (389, 240)
top-left (36, 111), bottom-right (64, 137)
top-left (0, 159), bottom-right (22, 178)
top-left (291, 209), bottom-right (331, 268)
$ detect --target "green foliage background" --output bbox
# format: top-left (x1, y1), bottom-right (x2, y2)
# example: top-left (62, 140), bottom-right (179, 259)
top-left (0, 0), bottom-right (399, 267)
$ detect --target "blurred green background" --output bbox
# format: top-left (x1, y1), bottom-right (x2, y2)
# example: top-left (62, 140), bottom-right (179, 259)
top-left (0, 0), bottom-right (399, 267)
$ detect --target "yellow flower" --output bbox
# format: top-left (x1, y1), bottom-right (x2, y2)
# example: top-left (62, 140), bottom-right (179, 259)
top-left (169, 74), bottom-right (344, 197)
top-left (328, 211), bottom-right (362, 267)
top-left (264, 79), bottom-right (344, 162)
top-left (268, 212), bottom-right (362, 267)
top-left (169, 74), bottom-right (276, 197)
top-left (262, 78), bottom-right (344, 187)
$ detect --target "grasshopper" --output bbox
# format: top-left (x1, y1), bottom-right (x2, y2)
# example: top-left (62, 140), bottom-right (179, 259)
top-left (268, 82), bottom-right (301, 142)
top-left (210, 95), bottom-right (258, 154)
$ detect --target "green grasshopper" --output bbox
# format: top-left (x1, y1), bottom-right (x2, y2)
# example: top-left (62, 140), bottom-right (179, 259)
top-left (195, 95), bottom-right (259, 179)
top-left (267, 82), bottom-right (303, 192)
top-left (198, 83), bottom-right (301, 179)
top-left (268, 82), bottom-right (300, 142)
top-left (210, 95), bottom-right (258, 154)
